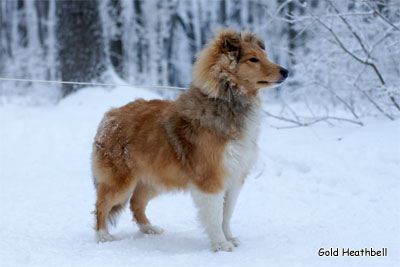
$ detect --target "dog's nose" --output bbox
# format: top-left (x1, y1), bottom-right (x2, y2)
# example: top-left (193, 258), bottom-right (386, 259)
top-left (280, 68), bottom-right (289, 79)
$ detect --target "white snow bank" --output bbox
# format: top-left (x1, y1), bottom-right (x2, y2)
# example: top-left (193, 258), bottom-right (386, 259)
top-left (0, 86), bottom-right (399, 267)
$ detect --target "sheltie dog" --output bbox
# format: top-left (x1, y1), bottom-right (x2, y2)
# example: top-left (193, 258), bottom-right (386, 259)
top-left (91, 29), bottom-right (288, 252)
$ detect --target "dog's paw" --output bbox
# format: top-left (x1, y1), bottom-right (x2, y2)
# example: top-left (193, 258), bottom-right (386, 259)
top-left (227, 237), bottom-right (240, 247)
top-left (96, 230), bottom-right (114, 243)
top-left (212, 241), bottom-right (234, 252)
top-left (139, 224), bottom-right (164, 235)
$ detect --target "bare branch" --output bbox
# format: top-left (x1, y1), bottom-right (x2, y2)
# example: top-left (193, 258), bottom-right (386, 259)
top-left (367, 28), bottom-right (395, 58)
top-left (304, 95), bottom-right (334, 126)
top-left (263, 109), bottom-right (302, 126)
top-left (389, 40), bottom-right (400, 48)
top-left (367, 0), bottom-right (400, 31)
top-left (282, 12), bottom-right (375, 23)
top-left (324, 116), bottom-right (363, 126)
top-left (314, 81), bottom-right (360, 119)
top-left (307, 10), bottom-right (368, 65)
top-left (354, 85), bottom-right (394, 120)
top-left (264, 110), bottom-right (364, 128)
top-left (306, 6), bottom-right (400, 112)
top-left (281, 99), bottom-right (301, 121)
top-left (327, 0), bottom-right (369, 55)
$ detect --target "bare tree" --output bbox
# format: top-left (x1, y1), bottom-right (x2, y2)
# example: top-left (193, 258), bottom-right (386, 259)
top-left (265, 0), bottom-right (400, 126)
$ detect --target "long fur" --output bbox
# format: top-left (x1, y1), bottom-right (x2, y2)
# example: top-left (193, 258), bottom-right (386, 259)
top-left (91, 28), bottom-right (287, 250)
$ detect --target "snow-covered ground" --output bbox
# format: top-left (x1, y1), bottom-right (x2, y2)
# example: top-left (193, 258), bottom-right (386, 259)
top-left (0, 87), bottom-right (399, 267)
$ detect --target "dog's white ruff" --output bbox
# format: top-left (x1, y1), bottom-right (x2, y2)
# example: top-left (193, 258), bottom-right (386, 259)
top-left (223, 105), bottom-right (261, 243)
top-left (191, 105), bottom-right (261, 251)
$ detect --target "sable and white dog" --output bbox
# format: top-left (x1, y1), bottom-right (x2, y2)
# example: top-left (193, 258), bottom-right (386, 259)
top-left (91, 29), bottom-right (288, 252)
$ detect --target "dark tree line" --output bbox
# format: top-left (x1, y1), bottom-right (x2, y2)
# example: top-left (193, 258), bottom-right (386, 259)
top-left (1, 0), bottom-right (399, 122)
top-left (0, 0), bottom-right (297, 98)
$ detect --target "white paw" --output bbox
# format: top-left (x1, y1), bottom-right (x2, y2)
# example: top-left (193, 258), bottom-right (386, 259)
top-left (212, 240), bottom-right (234, 252)
top-left (227, 237), bottom-right (240, 247)
top-left (96, 229), bottom-right (114, 243)
top-left (139, 224), bottom-right (164, 235)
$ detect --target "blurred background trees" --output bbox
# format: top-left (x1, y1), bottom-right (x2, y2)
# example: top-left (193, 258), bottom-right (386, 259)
top-left (0, 0), bottom-right (399, 121)
top-left (56, 0), bottom-right (107, 97)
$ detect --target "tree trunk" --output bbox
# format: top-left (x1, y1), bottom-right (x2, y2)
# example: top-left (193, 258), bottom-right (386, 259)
top-left (56, 0), bottom-right (106, 97)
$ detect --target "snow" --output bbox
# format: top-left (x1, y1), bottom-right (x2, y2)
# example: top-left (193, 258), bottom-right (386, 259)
top-left (0, 86), bottom-right (399, 267)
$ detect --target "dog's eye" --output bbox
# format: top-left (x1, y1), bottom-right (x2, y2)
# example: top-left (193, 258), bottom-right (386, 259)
top-left (249, 58), bottom-right (259, 63)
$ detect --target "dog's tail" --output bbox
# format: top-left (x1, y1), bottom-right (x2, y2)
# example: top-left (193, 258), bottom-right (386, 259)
top-left (107, 201), bottom-right (128, 227)
top-left (91, 174), bottom-right (128, 228)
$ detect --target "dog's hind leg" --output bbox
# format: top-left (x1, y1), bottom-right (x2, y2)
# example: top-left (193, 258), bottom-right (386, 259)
top-left (129, 182), bottom-right (163, 234)
top-left (94, 179), bottom-right (137, 242)
top-left (222, 179), bottom-right (242, 247)
top-left (94, 184), bottom-right (115, 242)
top-left (191, 189), bottom-right (233, 252)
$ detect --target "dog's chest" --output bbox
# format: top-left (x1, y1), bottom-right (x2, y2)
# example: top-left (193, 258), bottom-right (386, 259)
top-left (223, 107), bottom-right (261, 181)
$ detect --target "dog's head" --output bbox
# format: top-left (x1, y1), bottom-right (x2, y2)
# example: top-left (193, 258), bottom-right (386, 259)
top-left (192, 29), bottom-right (288, 99)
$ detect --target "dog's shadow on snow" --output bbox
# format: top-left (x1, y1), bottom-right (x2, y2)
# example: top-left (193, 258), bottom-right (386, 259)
top-left (111, 229), bottom-right (208, 253)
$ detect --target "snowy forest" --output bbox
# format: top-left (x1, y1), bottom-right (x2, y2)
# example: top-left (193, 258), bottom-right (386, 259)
top-left (1, 1), bottom-right (400, 266)
top-left (1, 0), bottom-right (399, 123)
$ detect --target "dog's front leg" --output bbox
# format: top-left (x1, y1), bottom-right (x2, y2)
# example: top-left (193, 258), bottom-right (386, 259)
top-left (191, 189), bottom-right (234, 252)
top-left (222, 180), bottom-right (242, 247)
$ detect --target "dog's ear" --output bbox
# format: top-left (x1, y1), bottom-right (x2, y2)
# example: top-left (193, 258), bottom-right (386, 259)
top-left (241, 30), bottom-right (265, 50)
top-left (256, 38), bottom-right (265, 50)
top-left (224, 35), bottom-right (241, 53)
top-left (217, 29), bottom-right (241, 57)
